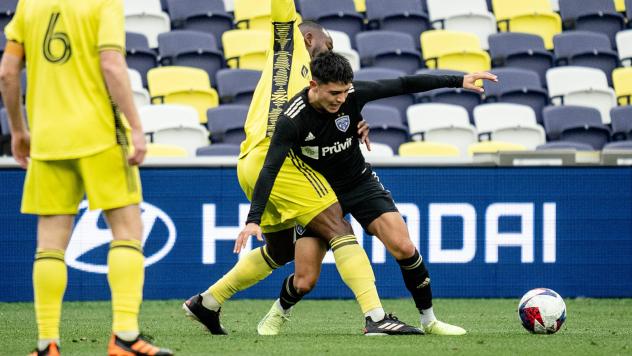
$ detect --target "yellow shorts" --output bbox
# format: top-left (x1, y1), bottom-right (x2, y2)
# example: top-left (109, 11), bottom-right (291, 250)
top-left (21, 144), bottom-right (142, 215)
top-left (238, 144), bottom-right (337, 233)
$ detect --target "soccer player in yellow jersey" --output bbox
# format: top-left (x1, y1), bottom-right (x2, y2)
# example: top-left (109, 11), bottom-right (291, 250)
top-left (183, 0), bottom-right (421, 336)
top-left (0, 0), bottom-right (172, 355)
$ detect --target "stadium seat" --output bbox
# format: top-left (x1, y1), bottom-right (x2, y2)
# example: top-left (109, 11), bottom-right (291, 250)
top-left (426, 0), bottom-right (497, 49)
top-left (420, 30), bottom-right (491, 73)
top-left (328, 30), bottom-right (361, 71)
top-left (536, 141), bottom-right (595, 151)
top-left (157, 31), bottom-right (225, 84)
top-left (406, 103), bottom-right (477, 156)
top-left (196, 143), bottom-right (241, 156)
top-left (139, 104), bottom-right (201, 134)
top-left (488, 33), bottom-right (554, 85)
top-left (206, 104), bottom-right (248, 143)
top-left (616, 30), bottom-right (632, 66)
top-left (0, 33), bottom-right (5, 59)
top-left (415, 69), bottom-right (481, 119)
top-left (492, 0), bottom-right (562, 49)
top-left (353, 68), bottom-right (414, 117)
top-left (558, 0), bottom-right (625, 48)
top-left (128, 69), bottom-right (150, 109)
top-left (353, 0), bottom-right (366, 12)
top-left (356, 31), bottom-right (422, 74)
top-left (612, 67), bottom-right (632, 105)
top-left (222, 29), bottom-right (269, 70)
top-left (223, 0), bottom-right (234, 12)
top-left (124, 0), bottom-right (171, 48)
top-left (468, 141), bottom-right (527, 155)
top-left (398, 141), bottom-right (460, 157)
top-left (542, 105), bottom-right (611, 149)
top-left (546, 66), bottom-right (617, 124)
top-left (473, 103), bottom-right (546, 149)
top-left (627, 0), bottom-right (632, 24)
top-left (299, 0), bottom-right (364, 48)
top-left (553, 31), bottom-right (619, 86)
top-left (166, 0), bottom-right (233, 48)
top-left (234, 0), bottom-right (271, 31)
top-left (362, 104), bottom-right (405, 126)
top-left (603, 141), bottom-right (632, 150)
top-left (125, 32), bottom-right (159, 87)
top-left (614, 0), bottom-right (626, 12)
top-left (484, 68), bottom-right (549, 124)
top-left (365, 0), bottom-right (430, 49)
top-left (152, 126), bottom-right (210, 156)
top-left (610, 106), bottom-right (632, 140)
top-left (147, 66), bottom-right (220, 123)
top-left (146, 143), bottom-right (189, 157)
top-left (360, 104), bottom-right (409, 152)
top-left (360, 142), bottom-right (394, 158)
top-left (216, 69), bottom-right (261, 105)
top-left (0, 0), bottom-right (17, 31)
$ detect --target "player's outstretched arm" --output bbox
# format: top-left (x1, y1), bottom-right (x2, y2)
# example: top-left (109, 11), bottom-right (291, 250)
top-left (0, 42), bottom-right (29, 168)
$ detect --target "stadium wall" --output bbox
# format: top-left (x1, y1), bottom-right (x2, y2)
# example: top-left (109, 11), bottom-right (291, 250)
top-left (1, 163), bottom-right (631, 301)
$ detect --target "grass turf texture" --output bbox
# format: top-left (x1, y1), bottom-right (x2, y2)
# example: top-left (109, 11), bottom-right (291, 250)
top-left (1, 299), bottom-right (630, 355)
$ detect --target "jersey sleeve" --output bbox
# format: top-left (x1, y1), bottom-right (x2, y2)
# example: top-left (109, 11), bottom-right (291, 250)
top-left (98, 0), bottom-right (125, 53)
top-left (271, 0), bottom-right (298, 23)
top-left (4, 0), bottom-right (25, 44)
top-left (246, 115), bottom-right (300, 225)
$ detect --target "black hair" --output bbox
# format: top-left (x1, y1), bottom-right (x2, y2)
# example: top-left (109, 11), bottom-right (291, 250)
top-left (298, 20), bottom-right (325, 33)
top-left (310, 51), bottom-right (354, 85)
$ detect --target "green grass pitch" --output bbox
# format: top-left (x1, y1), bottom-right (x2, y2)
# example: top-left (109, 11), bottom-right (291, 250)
top-left (1, 299), bottom-right (631, 355)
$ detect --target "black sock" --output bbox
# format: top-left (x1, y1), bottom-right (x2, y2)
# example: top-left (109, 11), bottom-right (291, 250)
top-left (279, 274), bottom-right (305, 310)
top-left (397, 249), bottom-right (432, 312)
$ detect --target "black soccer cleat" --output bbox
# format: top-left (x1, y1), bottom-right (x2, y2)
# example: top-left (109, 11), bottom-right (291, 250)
top-left (29, 342), bottom-right (60, 356)
top-left (363, 313), bottom-right (424, 336)
top-left (182, 294), bottom-right (228, 335)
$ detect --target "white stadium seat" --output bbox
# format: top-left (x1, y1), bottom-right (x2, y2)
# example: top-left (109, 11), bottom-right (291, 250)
top-left (616, 30), bottom-right (632, 67)
top-left (360, 142), bottom-right (394, 158)
top-left (124, 0), bottom-right (171, 48)
top-left (426, 0), bottom-right (497, 49)
top-left (473, 103), bottom-right (545, 149)
top-left (139, 104), bottom-right (202, 133)
top-left (128, 69), bottom-right (150, 108)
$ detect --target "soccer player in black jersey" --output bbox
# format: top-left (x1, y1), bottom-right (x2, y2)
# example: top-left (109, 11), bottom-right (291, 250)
top-left (243, 51), bottom-right (497, 335)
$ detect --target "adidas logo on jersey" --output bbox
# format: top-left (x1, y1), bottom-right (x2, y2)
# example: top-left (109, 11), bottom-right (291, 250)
top-left (305, 132), bottom-right (316, 141)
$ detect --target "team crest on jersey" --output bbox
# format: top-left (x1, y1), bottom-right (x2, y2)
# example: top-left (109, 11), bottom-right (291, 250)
top-left (295, 224), bottom-right (306, 236)
top-left (335, 115), bottom-right (350, 132)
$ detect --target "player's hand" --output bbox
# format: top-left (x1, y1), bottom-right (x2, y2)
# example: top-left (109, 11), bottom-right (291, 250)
top-left (357, 120), bottom-right (371, 151)
top-left (128, 127), bottom-right (147, 166)
top-left (11, 130), bottom-right (30, 169)
top-left (235, 222), bottom-right (263, 253)
top-left (462, 72), bottom-right (498, 93)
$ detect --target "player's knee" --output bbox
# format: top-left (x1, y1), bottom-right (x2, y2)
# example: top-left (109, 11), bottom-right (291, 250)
top-left (390, 240), bottom-right (417, 260)
top-left (293, 274), bottom-right (318, 294)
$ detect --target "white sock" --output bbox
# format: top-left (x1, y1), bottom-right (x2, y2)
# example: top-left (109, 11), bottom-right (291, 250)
top-left (116, 331), bottom-right (140, 342)
top-left (421, 307), bottom-right (437, 326)
top-left (200, 291), bottom-right (221, 311)
top-left (274, 299), bottom-right (292, 314)
top-left (365, 307), bottom-right (386, 322)
top-left (38, 339), bottom-right (59, 351)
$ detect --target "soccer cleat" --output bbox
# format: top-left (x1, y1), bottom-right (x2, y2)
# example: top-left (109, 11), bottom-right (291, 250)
top-left (107, 334), bottom-right (173, 356)
top-left (182, 294), bottom-right (228, 335)
top-left (29, 342), bottom-right (60, 356)
top-left (257, 302), bottom-right (291, 336)
top-left (422, 320), bottom-right (467, 335)
top-left (363, 313), bottom-right (424, 336)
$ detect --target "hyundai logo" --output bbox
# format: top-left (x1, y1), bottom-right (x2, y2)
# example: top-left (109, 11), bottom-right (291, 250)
top-left (66, 201), bottom-right (176, 273)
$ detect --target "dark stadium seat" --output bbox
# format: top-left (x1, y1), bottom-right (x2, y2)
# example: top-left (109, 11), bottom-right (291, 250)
top-left (206, 104), bottom-right (248, 143)
top-left (0, 0), bottom-right (17, 31)
top-left (125, 32), bottom-right (158, 87)
top-left (361, 104), bottom-right (405, 126)
top-left (167, 0), bottom-right (233, 48)
top-left (484, 68), bottom-right (549, 124)
top-left (603, 141), bottom-right (632, 150)
top-left (558, 0), bottom-right (625, 48)
top-left (196, 143), bottom-right (241, 156)
top-left (365, 0), bottom-right (430, 49)
top-left (535, 141), bottom-right (595, 151)
top-left (215, 68), bottom-right (261, 105)
top-left (0, 108), bottom-right (10, 155)
top-left (610, 106), bottom-right (632, 140)
top-left (354, 68), bottom-right (415, 118)
top-left (488, 32), bottom-right (554, 85)
top-left (158, 30), bottom-right (225, 85)
top-left (299, 0), bottom-right (364, 48)
top-left (627, 0), bottom-right (632, 27)
top-left (543, 105), bottom-right (611, 149)
top-left (360, 105), bottom-right (409, 152)
top-left (0, 33), bottom-right (6, 59)
top-left (414, 69), bottom-right (481, 122)
top-left (553, 31), bottom-right (619, 86)
top-left (355, 31), bottom-right (423, 74)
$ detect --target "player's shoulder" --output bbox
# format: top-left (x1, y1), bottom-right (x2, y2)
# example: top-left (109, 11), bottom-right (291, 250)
top-left (282, 92), bottom-right (307, 119)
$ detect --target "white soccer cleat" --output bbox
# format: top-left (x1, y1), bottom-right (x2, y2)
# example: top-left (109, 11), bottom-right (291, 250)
top-left (257, 301), bottom-right (291, 336)
top-left (422, 320), bottom-right (467, 335)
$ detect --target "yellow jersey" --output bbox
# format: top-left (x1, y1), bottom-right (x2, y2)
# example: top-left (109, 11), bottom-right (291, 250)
top-left (4, 0), bottom-right (126, 160)
top-left (239, 0), bottom-right (312, 158)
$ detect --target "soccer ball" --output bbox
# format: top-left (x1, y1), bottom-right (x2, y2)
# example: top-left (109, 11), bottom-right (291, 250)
top-left (518, 288), bottom-right (566, 334)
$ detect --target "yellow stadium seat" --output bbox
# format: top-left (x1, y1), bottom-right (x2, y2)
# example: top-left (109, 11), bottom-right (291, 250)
top-left (468, 141), bottom-right (526, 156)
top-left (613, 67), bottom-right (632, 105)
top-left (147, 66), bottom-right (219, 124)
top-left (146, 143), bottom-right (189, 157)
top-left (398, 142), bottom-right (460, 157)
top-left (354, 0), bottom-right (366, 12)
top-left (222, 29), bottom-right (270, 70)
top-left (614, 0), bottom-right (625, 12)
top-left (234, 0), bottom-right (271, 30)
top-left (421, 30), bottom-right (491, 73)
top-left (492, 0), bottom-right (562, 49)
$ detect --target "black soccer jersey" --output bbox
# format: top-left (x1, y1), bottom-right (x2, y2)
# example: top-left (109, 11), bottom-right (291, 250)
top-left (246, 74), bottom-right (464, 225)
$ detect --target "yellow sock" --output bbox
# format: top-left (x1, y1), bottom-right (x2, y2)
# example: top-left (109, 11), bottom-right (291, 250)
top-left (33, 249), bottom-right (67, 340)
top-left (208, 247), bottom-right (275, 304)
top-left (330, 235), bottom-right (382, 314)
top-left (108, 240), bottom-right (143, 334)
